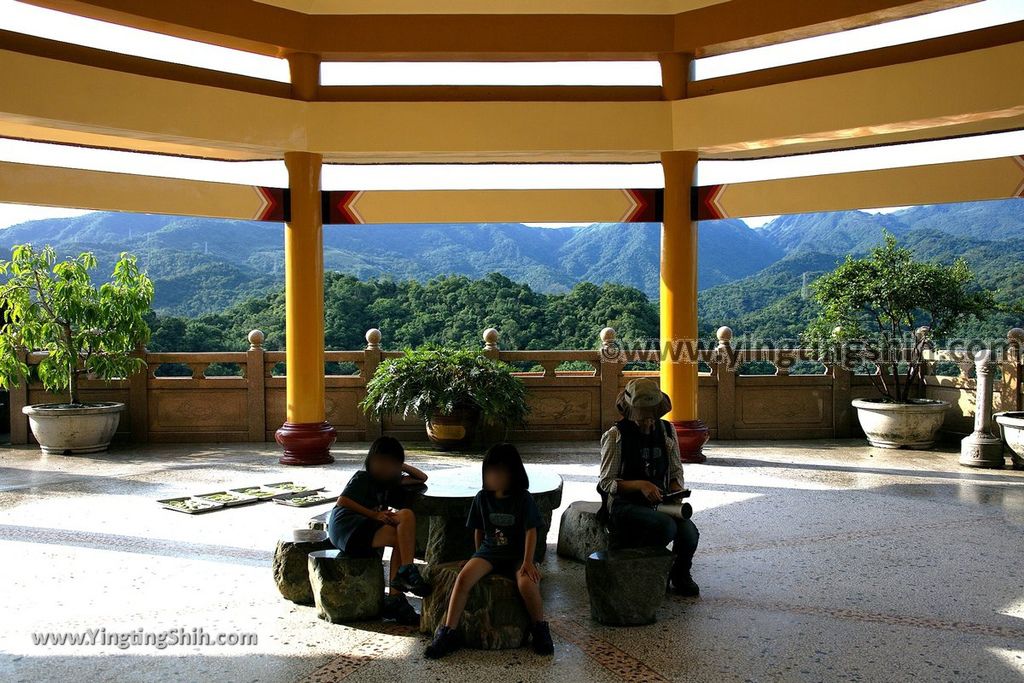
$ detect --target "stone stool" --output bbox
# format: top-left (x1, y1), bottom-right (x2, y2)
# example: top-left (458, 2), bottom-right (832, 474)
top-left (272, 529), bottom-right (335, 605)
top-left (420, 561), bottom-right (530, 649)
top-left (557, 501), bottom-right (609, 561)
top-left (308, 549), bottom-right (385, 624)
top-left (586, 547), bottom-right (674, 626)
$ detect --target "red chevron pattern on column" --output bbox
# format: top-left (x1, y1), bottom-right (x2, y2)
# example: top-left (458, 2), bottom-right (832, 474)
top-left (254, 186), bottom-right (289, 222)
top-left (322, 190), bottom-right (364, 224)
top-left (693, 184), bottom-right (727, 220)
top-left (623, 188), bottom-right (664, 222)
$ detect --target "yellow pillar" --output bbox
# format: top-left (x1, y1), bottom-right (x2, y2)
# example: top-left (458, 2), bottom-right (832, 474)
top-left (275, 151), bottom-right (336, 465)
top-left (660, 150), bottom-right (709, 462)
top-left (275, 52), bottom-right (336, 465)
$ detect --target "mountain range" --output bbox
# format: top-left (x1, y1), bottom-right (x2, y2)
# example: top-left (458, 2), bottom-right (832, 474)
top-left (1, 199), bottom-right (1022, 338)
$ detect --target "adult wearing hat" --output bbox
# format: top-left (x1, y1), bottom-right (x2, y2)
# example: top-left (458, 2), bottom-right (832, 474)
top-left (598, 378), bottom-right (700, 596)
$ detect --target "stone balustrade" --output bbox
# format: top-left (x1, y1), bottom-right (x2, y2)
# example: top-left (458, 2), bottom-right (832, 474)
top-left (6, 326), bottom-right (1024, 446)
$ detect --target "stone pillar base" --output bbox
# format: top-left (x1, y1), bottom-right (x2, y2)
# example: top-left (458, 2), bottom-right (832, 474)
top-left (276, 421), bottom-right (336, 466)
top-left (670, 419), bottom-right (709, 464)
top-left (959, 435), bottom-right (1005, 469)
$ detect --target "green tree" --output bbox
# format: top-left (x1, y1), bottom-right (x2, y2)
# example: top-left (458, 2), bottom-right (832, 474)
top-left (0, 245), bottom-right (153, 405)
top-left (805, 234), bottom-right (993, 402)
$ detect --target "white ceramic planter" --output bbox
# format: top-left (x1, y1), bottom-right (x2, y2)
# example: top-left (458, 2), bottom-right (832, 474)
top-left (993, 412), bottom-right (1024, 469)
top-left (22, 402), bottom-right (124, 455)
top-left (852, 398), bottom-right (949, 449)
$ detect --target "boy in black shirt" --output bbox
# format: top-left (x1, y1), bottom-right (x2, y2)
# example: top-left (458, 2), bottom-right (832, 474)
top-left (328, 437), bottom-right (430, 624)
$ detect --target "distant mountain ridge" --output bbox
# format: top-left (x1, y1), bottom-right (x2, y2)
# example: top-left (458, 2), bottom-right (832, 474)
top-left (1, 199), bottom-right (1021, 328)
top-left (0, 213), bottom-right (781, 315)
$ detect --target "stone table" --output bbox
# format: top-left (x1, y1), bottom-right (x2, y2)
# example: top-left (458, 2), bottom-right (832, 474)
top-left (409, 466), bottom-right (563, 567)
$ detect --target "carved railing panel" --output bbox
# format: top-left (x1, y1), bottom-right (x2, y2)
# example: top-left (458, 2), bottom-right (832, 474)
top-left (7, 326), bottom-right (1021, 446)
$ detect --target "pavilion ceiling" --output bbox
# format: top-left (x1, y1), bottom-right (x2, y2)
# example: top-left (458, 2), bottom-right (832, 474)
top-left (0, 0), bottom-right (1021, 221)
top-left (2, 37), bottom-right (1020, 163)
top-left (17, 0), bottom-right (976, 59)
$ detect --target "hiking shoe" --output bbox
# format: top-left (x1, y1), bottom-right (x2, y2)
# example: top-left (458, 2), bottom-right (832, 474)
top-left (424, 625), bottom-right (461, 659)
top-left (382, 594), bottom-right (420, 626)
top-left (671, 573), bottom-right (700, 597)
top-left (391, 563), bottom-right (432, 597)
top-left (530, 621), bottom-right (554, 655)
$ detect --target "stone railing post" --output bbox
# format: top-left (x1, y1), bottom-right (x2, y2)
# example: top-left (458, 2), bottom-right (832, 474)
top-left (246, 330), bottom-right (267, 442)
top-left (959, 349), bottom-right (1005, 468)
top-left (482, 328), bottom-right (500, 360)
top-left (599, 327), bottom-right (623, 431)
top-left (9, 349), bottom-right (29, 444)
top-left (1002, 327), bottom-right (1024, 412)
top-left (714, 326), bottom-right (736, 440)
top-left (363, 328), bottom-right (383, 440)
top-left (128, 343), bottom-right (150, 443)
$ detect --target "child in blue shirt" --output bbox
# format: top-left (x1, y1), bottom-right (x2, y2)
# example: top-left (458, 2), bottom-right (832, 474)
top-left (425, 443), bottom-right (554, 658)
top-left (328, 437), bottom-right (430, 625)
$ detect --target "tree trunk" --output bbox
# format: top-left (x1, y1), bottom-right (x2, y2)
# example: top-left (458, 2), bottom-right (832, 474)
top-left (69, 363), bottom-right (79, 405)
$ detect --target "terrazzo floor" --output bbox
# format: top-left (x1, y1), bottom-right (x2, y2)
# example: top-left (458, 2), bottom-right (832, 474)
top-left (1, 438), bottom-right (1022, 682)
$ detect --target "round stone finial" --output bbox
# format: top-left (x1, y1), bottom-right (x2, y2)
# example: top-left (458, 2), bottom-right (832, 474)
top-left (600, 327), bottom-right (617, 347)
top-left (365, 328), bottom-right (382, 350)
top-left (1008, 327), bottom-right (1024, 344)
top-left (915, 325), bottom-right (931, 340)
top-left (247, 329), bottom-right (265, 349)
top-left (483, 328), bottom-right (500, 351)
top-left (716, 326), bottom-right (733, 345)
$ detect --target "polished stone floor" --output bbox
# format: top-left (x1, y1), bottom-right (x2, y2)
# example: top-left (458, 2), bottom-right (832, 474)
top-left (1, 438), bottom-right (1022, 683)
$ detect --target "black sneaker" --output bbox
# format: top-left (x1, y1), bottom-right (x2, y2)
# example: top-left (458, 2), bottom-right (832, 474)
top-left (391, 563), bottom-right (432, 597)
top-left (382, 594), bottom-right (420, 626)
top-left (530, 621), bottom-right (554, 655)
top-left (424, 625), bottom-right (461, 659)
top-left (671, 573), bottom-right (700, 597)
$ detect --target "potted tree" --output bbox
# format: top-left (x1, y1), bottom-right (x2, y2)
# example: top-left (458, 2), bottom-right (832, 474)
top-left (0, 245), bottom-right (154, 454)
top-left (806, 234), bottom-right (993, 449)
top-left (360, 347), bottom-right (529, 450)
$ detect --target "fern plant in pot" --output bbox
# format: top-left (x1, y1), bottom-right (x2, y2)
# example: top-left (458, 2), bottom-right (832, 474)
top-left (0, 245), bottom-right (153, 454)
top-left (360, 347), bottom-right (529, 450)
top-left (805, 235), bottom-right (993, 449)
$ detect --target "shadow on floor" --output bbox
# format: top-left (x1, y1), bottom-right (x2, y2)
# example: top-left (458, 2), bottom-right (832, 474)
top-left (710, 456), bottom-right (1024, 483)
top-left (0, 523), bottom-right (271, 566)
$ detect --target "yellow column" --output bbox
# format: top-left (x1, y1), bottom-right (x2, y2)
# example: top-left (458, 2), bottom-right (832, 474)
top-left (275, 52), bottom-right (335, 465)
top-left (660, 150), bottom-right (709, 462)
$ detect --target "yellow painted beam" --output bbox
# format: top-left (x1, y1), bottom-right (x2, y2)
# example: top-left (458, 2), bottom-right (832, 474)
top-left (305, 101), bottom-right (672, 160)
top-left (0, 161), bottom-right (279, 220)
top-left (2, 42), bottom-right (1022, 162)
top-left (696, 156), bottom-right (1024, 220)
top-left (676, 41), bottom-right (1024, 157)
top-left (324, 188), bottom-right (660, 224)
top-left (0, 49), bottom-right (303, 158)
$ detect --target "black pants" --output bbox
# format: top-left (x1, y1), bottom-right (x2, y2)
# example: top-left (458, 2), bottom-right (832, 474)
top-left (609, 501), bottom-right (700, 576)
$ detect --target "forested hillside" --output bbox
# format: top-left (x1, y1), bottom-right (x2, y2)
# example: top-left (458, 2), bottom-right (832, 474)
top-left (2, 199), bottom-right (1022, 349)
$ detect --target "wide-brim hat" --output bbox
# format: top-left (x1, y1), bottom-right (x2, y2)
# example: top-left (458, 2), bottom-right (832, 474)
top-left (616, 378), bottom-right (671, 420)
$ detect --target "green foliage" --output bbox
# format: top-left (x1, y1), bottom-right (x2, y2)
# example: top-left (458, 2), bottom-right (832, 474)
top-left (0, 245), bottom-right (153, 404)
top-left (360, 347), bottom-right (529, 426)
top-left (149, 272), bottom-right (660, 353)
top-left (804, 234), bottom-right (993, 402)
